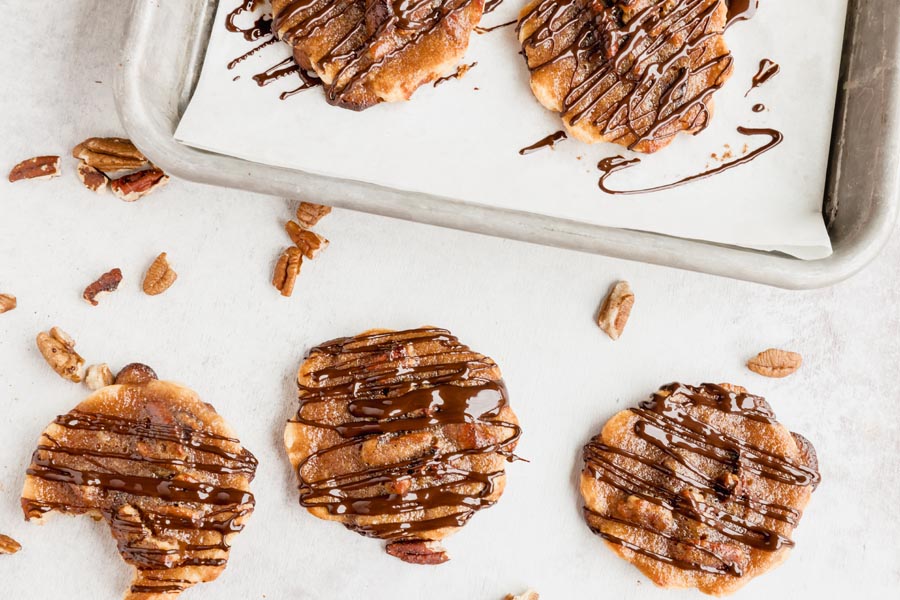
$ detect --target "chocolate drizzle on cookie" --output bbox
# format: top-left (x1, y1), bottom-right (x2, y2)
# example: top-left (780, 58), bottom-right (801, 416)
top-left (273, 0), bottom-right (481, 108)
top-left (518, 0), bottom-right (735, 153)
top-left (724, 0), bottom-right (758, 28)
top-left (583, 383), bottom-right (819, 577)
top-left (597, 126), bottom-right (782, 194)
top-left (22, 378), bottom-right (257, 597)
top-left (290, 327), bottom-right (520, 542)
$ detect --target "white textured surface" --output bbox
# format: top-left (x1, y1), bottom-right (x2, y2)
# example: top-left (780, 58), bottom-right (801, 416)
top-left (1, 2), bottom-right (899, 600)
top-left (175, 0), bottom-right (841, 258)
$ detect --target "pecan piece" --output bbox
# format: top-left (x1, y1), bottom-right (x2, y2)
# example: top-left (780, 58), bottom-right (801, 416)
top-left (110, 168), bottom-right (169, 202)
top-left (285, 221), bottom-right (329, 258)
top-left (82, 268), bottom-right (123, 306)
top-left (36, 327), bottom-right (85, 383)
top-left (747, 348), bottom-right (802, 378)
top-left (8, 156), bottom-right (60, 182)
top-left (0, 534), bottom-right (22, 555)
top-left (597, 281), bottom-right (634, 340)
top-left (72, 137), bottom-right (148, 173)
top-left (142, 252), bottom-right (177, 296)
top-left (385, 540), bottom-right (449, 565)
top-left (504, 591), bottom-right (540, 600)
top-left (85, 363), bottom-right (115, 391)
top-left (0, 293), bottom-right (16, 314)
top-left (76, 160), bottom-right (109, 193)
top-left (614, 494), bottom-right (675, 533)
top-left (272, 246), bottom-right (303, 297)
top-left (714, 470), bottom-right (743, 499)
top-left (115, 363), bottom-right (158, 385)
top-left (295, 202), bottom-right (332, 228)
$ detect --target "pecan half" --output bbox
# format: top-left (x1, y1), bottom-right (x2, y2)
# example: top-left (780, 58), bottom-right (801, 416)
top-left (286, 221), bottom-right (329, 258)
top-left (8, 156), bottom-right (60, 182)
top-left (85, 363), bottom-right (115, 391)
top-left (597, 281), bottom-right (634, 340)
top-left (272, 246), bottom-right (303, 297)
top-left (115, 363), bottom-right (158, 385)
top-left (295, 202), bottom-right (332, 229)
top-left (142, 252), bottom-right (177, 295)
top-left (0, 534), bottom-right (22, 555)
top-left (504, 591), bottom-right (540, 600)
top-left (83, 268), bottom-right (123, 306)
top-left (36, 327), bottom-right (85, 383)
top-left (0, 294), bottom-right (16, 314)
top-left (747, 348), bottom-right (802, 378)
top-left (384, 540), bottom-right (449, 565)
top-left (72, 137), bottom-right (148, 173)
top-left (110, 167), bottom-right (169, 202)
top-left (76, 160), bottom-right (109, 193)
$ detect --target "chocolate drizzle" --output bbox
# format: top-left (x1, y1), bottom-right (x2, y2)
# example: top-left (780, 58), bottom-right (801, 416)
top-left (475, 19), bottom-right (516, 34)
top-left (518, 0), bottom-right (735, 153)
top-left (724, 0), bottom-right (758, 29)
top-left (273, 0), bottom-right (481, 108)
top-left (483, 0), bottom-right (504, 14)
top-left (290, 327), bottom-right (520, 541)
top-left (22, 384), bottom-right (257, 597)
top-left (433, 61), bottom-right (478, 87)
top-left (519, 130), bottom-right (568, 155)
top-left (597, 126), bottom-right (782, 194)
top-left (583, 383), bottom-right (819, 577)
top-left (225, 0), bottom-right (273, 40)
top-left (746, 58), bottom-right (779, 96)
top-left (752, 102), bottom-right (765, 112)
top-left (225, 0), bottom-right (323, 99)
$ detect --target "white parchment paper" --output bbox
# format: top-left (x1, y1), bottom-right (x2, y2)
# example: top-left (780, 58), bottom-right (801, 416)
top-left (176, 1), bottom-right (848, 259)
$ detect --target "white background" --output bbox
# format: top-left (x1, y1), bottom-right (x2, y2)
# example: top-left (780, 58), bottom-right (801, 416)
top-left (1, 1), bottom-right (899, 599)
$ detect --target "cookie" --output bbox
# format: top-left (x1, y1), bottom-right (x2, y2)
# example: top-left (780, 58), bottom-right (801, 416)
top-left (518, 0), bottom-right (734, 153)
top-left (272, 0), bottom-right (484, 110)
top-left (284, 327), bottom-right (521, 564)
top-left (580, 383), bottom-right (819, 595)
top-left (21, 364), bottom-right (257, 600)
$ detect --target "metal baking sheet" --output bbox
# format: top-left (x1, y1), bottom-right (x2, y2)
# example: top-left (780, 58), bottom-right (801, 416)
top-left (115, 0), bottom-right (900, 289)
